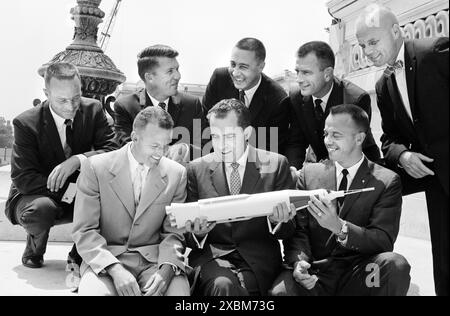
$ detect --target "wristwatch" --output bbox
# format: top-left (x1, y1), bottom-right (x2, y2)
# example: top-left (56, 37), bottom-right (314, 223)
top-left (336, 220), bottom-right (348, 241)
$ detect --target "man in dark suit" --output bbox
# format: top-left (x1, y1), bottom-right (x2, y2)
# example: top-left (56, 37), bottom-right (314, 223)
top-left (286, 41), bottom-right (380, 170)
top-left (114, 45), bottom-right (207, 162)
top-left (185, 99), bottom-right (296, 296)
top-left (202, 38), bottom-right (289, 154)
top-left (356, 4), bottom-right (449, 296)
top-left (5, 63), bottom-right (117, 268)
top-left (270, 104), bottom-right (410, 296)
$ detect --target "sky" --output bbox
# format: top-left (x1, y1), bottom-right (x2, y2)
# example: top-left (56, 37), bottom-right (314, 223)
top-left (0, 0), bottom-right (331, 121)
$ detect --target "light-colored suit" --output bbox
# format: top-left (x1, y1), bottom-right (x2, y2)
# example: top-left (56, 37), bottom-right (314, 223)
top-left (72, 144), bottom-right (188, 295)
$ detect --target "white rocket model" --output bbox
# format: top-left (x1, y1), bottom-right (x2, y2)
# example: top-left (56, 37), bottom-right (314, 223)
top-left (166, 188), bottom-right (375, 229)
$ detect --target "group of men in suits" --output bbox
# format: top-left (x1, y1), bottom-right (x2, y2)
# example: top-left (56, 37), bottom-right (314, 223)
top-left (5, 2), bottom-right (448, 296)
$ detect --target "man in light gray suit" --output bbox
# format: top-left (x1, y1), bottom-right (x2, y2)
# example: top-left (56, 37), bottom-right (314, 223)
top-left (73, 107), bottom-right (189, 296)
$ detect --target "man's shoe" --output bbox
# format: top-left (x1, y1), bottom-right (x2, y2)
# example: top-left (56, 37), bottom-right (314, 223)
top-left (22, 255), bottom-right (44, 269)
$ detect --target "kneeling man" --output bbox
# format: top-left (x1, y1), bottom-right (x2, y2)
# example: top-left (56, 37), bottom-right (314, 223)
top-left (73, 107), bottom-right (189, 296)
top-left (271, 104), bottom-right (411, 296)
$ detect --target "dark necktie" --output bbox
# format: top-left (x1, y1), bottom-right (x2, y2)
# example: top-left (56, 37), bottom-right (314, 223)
top-left (239, 90), bottom-right (246, 105)
top-left (338, 169), bottom-right (349, 209)
top-left (314, 99), bottom-right (324, 122)
top-left (158, 102), bottom-right (167, 111)
top-left (383, 60), bottom-right (404, 78)
top-left (230, 163), bottom-right (241, 195)
top-left (64, 119), bottom-right (73, 158)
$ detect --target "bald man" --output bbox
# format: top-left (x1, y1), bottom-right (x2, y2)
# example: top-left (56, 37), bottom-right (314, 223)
top-left (356, 4), bottom-right (449, 296)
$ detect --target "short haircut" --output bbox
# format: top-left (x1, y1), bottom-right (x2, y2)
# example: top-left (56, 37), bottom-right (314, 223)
top-left (297, 41), bottom-right (335, 70)
top-left (329, 104), bottom-right (370, 133)
top-left (137, 45), bottom-right (179, 81)
top-left (133, 106), bottom-right (174, 132)
top-left (207, 99), bottom-right (251, 129)
top-left (44, 63), bottom-right (81, 88)
top-left (235, 38), bottom-right (266, 63)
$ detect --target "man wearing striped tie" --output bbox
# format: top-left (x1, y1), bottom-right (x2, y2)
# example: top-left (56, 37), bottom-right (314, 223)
top-left (184, 99), bottom-right (296, 296)
top-left (270, 104), bottom-right (410, 296)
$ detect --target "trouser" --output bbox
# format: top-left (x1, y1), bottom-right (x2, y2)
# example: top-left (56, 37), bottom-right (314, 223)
top-left (270, 252), bottom-right (411, 296)
top-left (425, 177), bottom-right (449, 296)
top-left (78, 252), bottom-right (190, 296)
top-left (194, 251), bottom-right (261, 296)
top-left (13, 195), bottom-right (78, 260)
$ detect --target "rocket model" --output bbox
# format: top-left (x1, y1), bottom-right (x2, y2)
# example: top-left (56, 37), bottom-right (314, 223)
top-left (166, 188), bottom-right (375, 229)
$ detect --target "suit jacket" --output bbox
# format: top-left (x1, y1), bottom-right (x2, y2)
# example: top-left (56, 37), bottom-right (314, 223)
top-left (284, 158), bottom-right (402, 271)
top-left (286, 77), bottom-right (381, 169)
top-left (202, 67), bottom-right (289, 154)
top-left (72, 145), bottom-right (188, 275)
top-left (114, 88), bottom-right (207, 159)
top-left (5, 98), bottom-right (117, 224)
top-left (376, 37), bottom-right (449, 195)
top-left (186, 146), bottom-right (295, 294)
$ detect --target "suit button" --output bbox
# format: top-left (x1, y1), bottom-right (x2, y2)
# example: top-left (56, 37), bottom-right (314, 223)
top-left (414, 119), bottom-right (419, 124)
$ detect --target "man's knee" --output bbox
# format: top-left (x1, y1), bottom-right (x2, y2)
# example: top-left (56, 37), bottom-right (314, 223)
top-left (166, 275), bottom-right (190, 296)
top-left (375, 252), bottom-right (411, 292)
top-left (16, 196), bottom-right (60, 234)
top-left (78, 267), bottom-right (117, 296)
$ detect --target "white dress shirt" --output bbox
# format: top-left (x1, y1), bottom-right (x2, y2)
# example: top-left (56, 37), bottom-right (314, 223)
top-left (335, 155), bottom-right (365, 191)
top-left (127, 143), bottom-right (150, 204)
top-left (242, 76), bottom-right (262, 107)
top-left (148, 92), bottom-right (170, 112)
top-left (49, 104), bottom-right (86, 165)
top-left (312, 82), bottom-right (334, 113)
top-left (393, 43), bottom-right (413, 121)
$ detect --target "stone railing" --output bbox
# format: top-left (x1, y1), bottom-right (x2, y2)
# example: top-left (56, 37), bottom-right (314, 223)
top-left (349, 9), bottom-right (449, 73)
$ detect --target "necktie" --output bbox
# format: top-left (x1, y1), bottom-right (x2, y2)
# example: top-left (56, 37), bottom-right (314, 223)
top-left (338, 169), bottom-right (349, 209)
top-left (158, 102), bottom-right (167, 111)
top-left (133, 164), bottom-right (146, 207)
top-left (230, 163), bottom-right (241, 195)
top-left (314, 99), bottom-right (325, 124)
top-left (64, 119), bottom-right (73, 158)
top-left (239, 90), bottom-right (246, 106)
top-left (383, 60), bottom-right (404, 78)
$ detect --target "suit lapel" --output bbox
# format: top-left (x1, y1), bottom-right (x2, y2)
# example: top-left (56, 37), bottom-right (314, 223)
top-left (140, 89), bottom-right (151, 109)
top-left (324, 79), bottom-right (342, 116)
top-left (386, 75), bottom-right (415, 134)
top-left (404, 40), bottom-right (417, 119)
top-left (247, 76), bottom-right (266, 123)
top-left (134, 164), bottom-right (166, 222)
top-left (303, 96), bottom-right (321, 146)
top-left (339, 159), bottom-right (372, 220)
top-left (240, 146), bottom-right (261, 194)
top-left (42, 102), bottom-right (66, 162)
top-left (109, 146), bottom-right (136, 219)
top-left (210, 161), bottom-right (230, 197)
top-left (71, 104), bottom-right (85, 154)
top-left (168, 97), bottom-right (182, 126)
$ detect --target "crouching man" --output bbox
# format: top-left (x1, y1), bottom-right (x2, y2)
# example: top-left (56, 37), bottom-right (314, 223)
top-left (73, 107), bottom-right (190, 296)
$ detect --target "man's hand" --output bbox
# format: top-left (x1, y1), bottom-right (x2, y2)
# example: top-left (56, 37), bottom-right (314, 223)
top-left (307, 195), bottom-right (342, 235)
top-left (269, 202), bottom-right (296, 224)
top-left (399, 151), bottom-right (435, 179)
top-left (185, 217), bottom-right (216, 238)
top-left (290, 167), bottom-right (300, 183)
top-left (47, 156), bottom-right (81, 193)
top-left (166, 143), bottom-right (190, 166)
top-left (106, 263), bottom-right (141, 296)
top-left (293, 260), bottom-right (318, 290)
top-left (143, 265), bottom-right (175, 296)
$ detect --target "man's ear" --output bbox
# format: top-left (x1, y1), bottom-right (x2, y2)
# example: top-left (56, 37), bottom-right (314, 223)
top-left (392, 24), bottom-right (402, 39)
top-left (356, 132), bottom-right (366, 146)
top-left (144, 72), bottom-right (153, 83)
top-left (244, 126), bottom-right (253, 142)
top-left (131, 131), bottom-right (138, 143)
top-left (258, 61), bottom-right (266, 72)
top-left (324, 67), bottom-right (335, 82)
top-left (43, 88), bottom-right (49, 98)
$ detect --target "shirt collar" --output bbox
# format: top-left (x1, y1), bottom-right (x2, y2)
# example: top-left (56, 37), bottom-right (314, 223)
top-left (312, 82), bottom-right (334, 110)
top-left (335, 155), bottom-right (365, 184)
top-left (127, 143), bottom-right (150, 174)
top-left (147, 91), bottom-right (170, 109)
top-left (243, 75), bottom-right (262, 103)
top-left (394, 42), bottom-right (405, 65)
top-left (225, 145), bottom-right (250, 168)
top-left (49, 103), bottom-right (66, 128)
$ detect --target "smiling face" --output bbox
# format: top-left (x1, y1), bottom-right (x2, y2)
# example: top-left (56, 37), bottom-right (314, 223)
top-left (210, 111), bottom-right (252, 163)
top-left (324, 113), bottom-right (365, 166)
top-left (44, 76), bottom-right (81, 120)
top-left (131, 122), bottom-right (173, 168)
top-left (229, 47), bottom-right (265, 91)
top-left (146, 57), bottom-right (181, 101)
top-left (295, 52), bottom-right (333, 98)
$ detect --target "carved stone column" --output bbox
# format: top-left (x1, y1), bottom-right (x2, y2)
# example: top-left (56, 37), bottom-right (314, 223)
top-left (38, 0), bottom-right (126, 105)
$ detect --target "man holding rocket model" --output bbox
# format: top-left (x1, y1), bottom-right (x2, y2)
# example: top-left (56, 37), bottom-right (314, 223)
top-left (270, 104), bottom-right (411, 296)
top-left (184, 99), bottom-right (296, 296)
